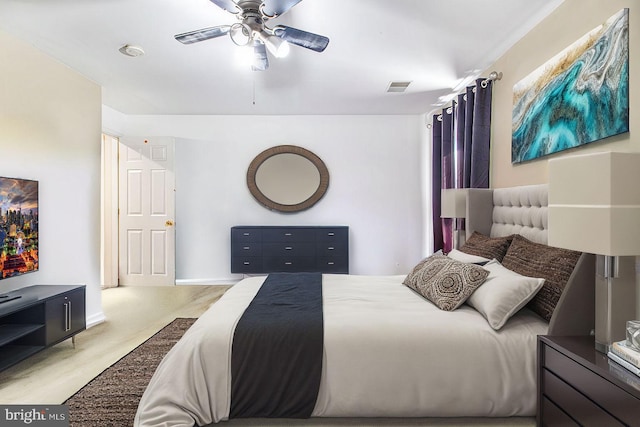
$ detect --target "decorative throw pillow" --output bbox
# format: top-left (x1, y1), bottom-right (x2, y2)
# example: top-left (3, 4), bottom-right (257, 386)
top-left (405, 257), bottom-right (489, 311)
top-left (458, 232), bottom-right (514, 262)
top-left (501, 234), bottom-right (581, 322)
top-left (403, 252), bottom-right (448, 289)
top-left (447, 248), bottom-right (490, 264)
top-left (467, 259), bottom-right (545, 330)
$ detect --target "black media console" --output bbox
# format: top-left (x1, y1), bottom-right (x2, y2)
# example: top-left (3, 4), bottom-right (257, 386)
top-left (0, 284), bottom-right (86, 372)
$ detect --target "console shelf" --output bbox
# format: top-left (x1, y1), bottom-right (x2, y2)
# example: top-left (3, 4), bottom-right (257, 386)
top-left (0, 285), bottom-right (85, 372)
top-left (0, 345), bottom-right (45, 372)
top-left (0, 324), bottom-right (44, 347)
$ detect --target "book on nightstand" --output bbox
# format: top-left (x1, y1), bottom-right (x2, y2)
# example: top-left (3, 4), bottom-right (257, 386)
top-left (608, 351), bottom-right (640, 377)
top-left (610, 340), bottom-right (640, 368)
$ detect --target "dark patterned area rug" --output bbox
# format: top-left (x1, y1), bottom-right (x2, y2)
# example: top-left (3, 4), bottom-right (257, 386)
top-left (64, 317), bottom-right (196, 427)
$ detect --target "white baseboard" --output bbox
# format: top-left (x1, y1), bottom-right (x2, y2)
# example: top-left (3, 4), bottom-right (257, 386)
top-left (175, 278), bottom-right (241, 286)
top-left (86, 311), bottom-right (106, 328)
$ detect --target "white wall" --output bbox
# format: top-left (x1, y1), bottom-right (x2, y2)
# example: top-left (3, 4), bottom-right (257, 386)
top-left (103, 111), bottom-right (427, 282)
top-left (0, 30), bottom-right (103, 325)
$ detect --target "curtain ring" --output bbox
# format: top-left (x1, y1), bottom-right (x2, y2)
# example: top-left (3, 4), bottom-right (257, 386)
top-left (437, 115), bottom-right (443, 121)
top-left (446, 107), bottom-right (453, 114)
top-left (481, 79), bottom-right (489, 89)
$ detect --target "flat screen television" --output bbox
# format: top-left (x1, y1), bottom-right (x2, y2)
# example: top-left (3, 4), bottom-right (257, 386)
top-left (0, 176), bottom-right (38, 280)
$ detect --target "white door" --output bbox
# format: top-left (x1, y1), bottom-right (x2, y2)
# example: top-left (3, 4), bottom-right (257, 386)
top-left (118, 137), bottom-right (175, 286)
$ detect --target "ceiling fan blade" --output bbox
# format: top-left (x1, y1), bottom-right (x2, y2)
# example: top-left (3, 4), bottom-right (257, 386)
top-left (252, 42), bottom-right (269, 71)
top-left (175, 26), bottom-right (231, 44)
top-left (262, 0), bottom-right (303, 17)
top-left (209, 0), bottom-right (240, 13)
top-left (273, 25), bottom-right (329, 52)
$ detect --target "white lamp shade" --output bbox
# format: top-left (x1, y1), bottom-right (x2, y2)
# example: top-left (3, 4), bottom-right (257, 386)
top-left (548, 152), bottom-right (640, 256)
top-left (440, 189), bottom-right (468, 218)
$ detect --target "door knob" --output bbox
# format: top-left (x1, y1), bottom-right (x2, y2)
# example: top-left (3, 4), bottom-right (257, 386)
top-left (165, 220), bottom-right (174, 226)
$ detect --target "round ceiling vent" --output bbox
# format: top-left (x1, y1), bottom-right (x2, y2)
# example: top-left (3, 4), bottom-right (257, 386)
top-left (119, 44), bottom-right (145, 57)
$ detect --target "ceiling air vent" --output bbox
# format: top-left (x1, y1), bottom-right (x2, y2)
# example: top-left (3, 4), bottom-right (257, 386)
top-left (387, 81), bottom-right (411, 93)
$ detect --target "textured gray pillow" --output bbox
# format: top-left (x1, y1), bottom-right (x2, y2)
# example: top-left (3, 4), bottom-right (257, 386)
top-left (459, 232), bottom-right (514, 262)
top-left (403, 253), bottom-right (449, 289)
top-left (501, 234), bottom-right (581, 322)
top-left (405, 256), bottom-right (489, 311)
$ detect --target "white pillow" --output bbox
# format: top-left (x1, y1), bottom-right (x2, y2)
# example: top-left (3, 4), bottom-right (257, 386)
top-left (467, 259), bottom-right (544, 330)
top-left (447, 248), bottom-right (490, 264)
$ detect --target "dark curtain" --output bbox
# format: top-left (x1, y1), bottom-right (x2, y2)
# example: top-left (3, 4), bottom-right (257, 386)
top-left (440, 108), bottom-right (454, 253)
top-left (431, 115), bottom-right (443, 252)
top-left (431, 78), bottom-right (493, 253)
top-left (470, 79), bottom-right (493, 188)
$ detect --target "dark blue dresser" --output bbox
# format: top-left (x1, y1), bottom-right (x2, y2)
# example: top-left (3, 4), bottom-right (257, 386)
top-left (231, 226), bottom-right (349, 274)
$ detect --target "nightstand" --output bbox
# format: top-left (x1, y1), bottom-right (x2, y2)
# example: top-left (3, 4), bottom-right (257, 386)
top-left (537, 335), bottom-right (640, 426)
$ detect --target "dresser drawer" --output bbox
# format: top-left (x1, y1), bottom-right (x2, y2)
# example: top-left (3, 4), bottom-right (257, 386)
top-left (318, 257), bottom-right (348, 273)
top-left (262, 242), bottom-right (316, 256)
top-left (263, 228), bottom-right (315, 242)
top-left (316, 227), bottom-right (348, 242)
top-left (232, 243), bottom-right (262, 256)
top-left (317, 241), bottom-right (347, 256)
top-left (263, 256), bottom-right (317, 272)
top-left (231, 257), bottom-right (263, 273)
top-left (542, 369), bottom-right (624, 426)
top-left (541, 396), bottom-right (579, 426)
top-left (543, 345), bottom-right (640, 425)
top-left (231, 228), bottom-right (263, 243)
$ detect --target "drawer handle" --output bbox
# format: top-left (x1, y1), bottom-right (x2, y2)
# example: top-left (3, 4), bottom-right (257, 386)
top-left (285, 247), bottom-right (293, 250)
top-left (328, 232), bottom-right (335, 236)
top-left (285, 233), bottom-right (293, 236)
top-left (328, 247), bottom-right (335, 250)
top-left (243, 261), bottom-right (251, 265)
top-left (285, 262), bottom-right (293, 265)
top-left (243, 246), bottom-right (250, 250)
top-left (327, 262), bottom-right (335, 265)
top-left (64, 301), bottom-right (72, 332)
top-left (243, 232), bottom-right (250, 236)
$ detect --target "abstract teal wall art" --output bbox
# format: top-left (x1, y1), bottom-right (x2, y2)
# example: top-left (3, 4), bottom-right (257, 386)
top-left (512, 8), bottom-right (629, 164)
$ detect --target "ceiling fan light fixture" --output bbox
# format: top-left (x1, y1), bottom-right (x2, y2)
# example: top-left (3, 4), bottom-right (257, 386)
top-left (230, 23), bottom-right (252, 46)
top-left (235, 45), bottom-right (258, 68)
top-left (258, 31), bottom-right (289, 58)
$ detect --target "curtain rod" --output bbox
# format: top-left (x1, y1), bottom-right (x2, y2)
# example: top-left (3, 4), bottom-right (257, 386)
top-left (480, 71), bottom-right (503, 88)
top-left (426, 70), bottom-right (503, 128)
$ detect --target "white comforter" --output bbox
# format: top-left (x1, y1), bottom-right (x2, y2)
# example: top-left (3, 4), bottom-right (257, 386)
top-left (135, 274), bottom-right (548, 426)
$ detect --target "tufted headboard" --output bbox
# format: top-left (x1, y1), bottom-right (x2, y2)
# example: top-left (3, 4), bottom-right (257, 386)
top-left (464, 184), bottom-right (548, 244)
top-left (465, 184), bottom-right (595, 336)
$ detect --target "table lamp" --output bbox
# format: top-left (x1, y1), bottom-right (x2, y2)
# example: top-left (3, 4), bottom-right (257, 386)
top-left (441, 189), bottom-right (468, 249)
top-left (548, 152), bottom-right (640, 353)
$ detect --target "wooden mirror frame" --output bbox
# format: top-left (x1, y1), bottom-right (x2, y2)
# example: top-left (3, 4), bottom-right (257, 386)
top-left (247, 145), bottom-right (329, 213)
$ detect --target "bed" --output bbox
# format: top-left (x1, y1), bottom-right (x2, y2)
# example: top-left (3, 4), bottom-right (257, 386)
top-left (134, 184), bottom-right (595, 426)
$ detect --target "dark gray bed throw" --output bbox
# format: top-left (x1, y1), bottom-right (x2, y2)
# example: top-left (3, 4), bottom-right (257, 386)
top-left (229, 272), bottom-right (324, 419)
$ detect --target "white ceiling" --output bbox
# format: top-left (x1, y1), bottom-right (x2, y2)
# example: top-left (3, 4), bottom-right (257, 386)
top-left (0, 0), bottom-right (564, 116)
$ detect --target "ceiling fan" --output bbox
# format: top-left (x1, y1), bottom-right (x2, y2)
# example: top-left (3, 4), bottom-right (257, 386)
top-left (175, 0), bottom-right (330, 71)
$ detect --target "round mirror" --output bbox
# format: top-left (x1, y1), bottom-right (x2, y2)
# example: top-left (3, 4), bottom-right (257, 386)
top-left (247, 145), bottom-right (329, 212)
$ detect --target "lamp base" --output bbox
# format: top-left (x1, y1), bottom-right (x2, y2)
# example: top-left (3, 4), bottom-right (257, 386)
top-left (452, 229), bottom-right (466, 250)
top-left (595, 255), bottom-right (637, 353)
